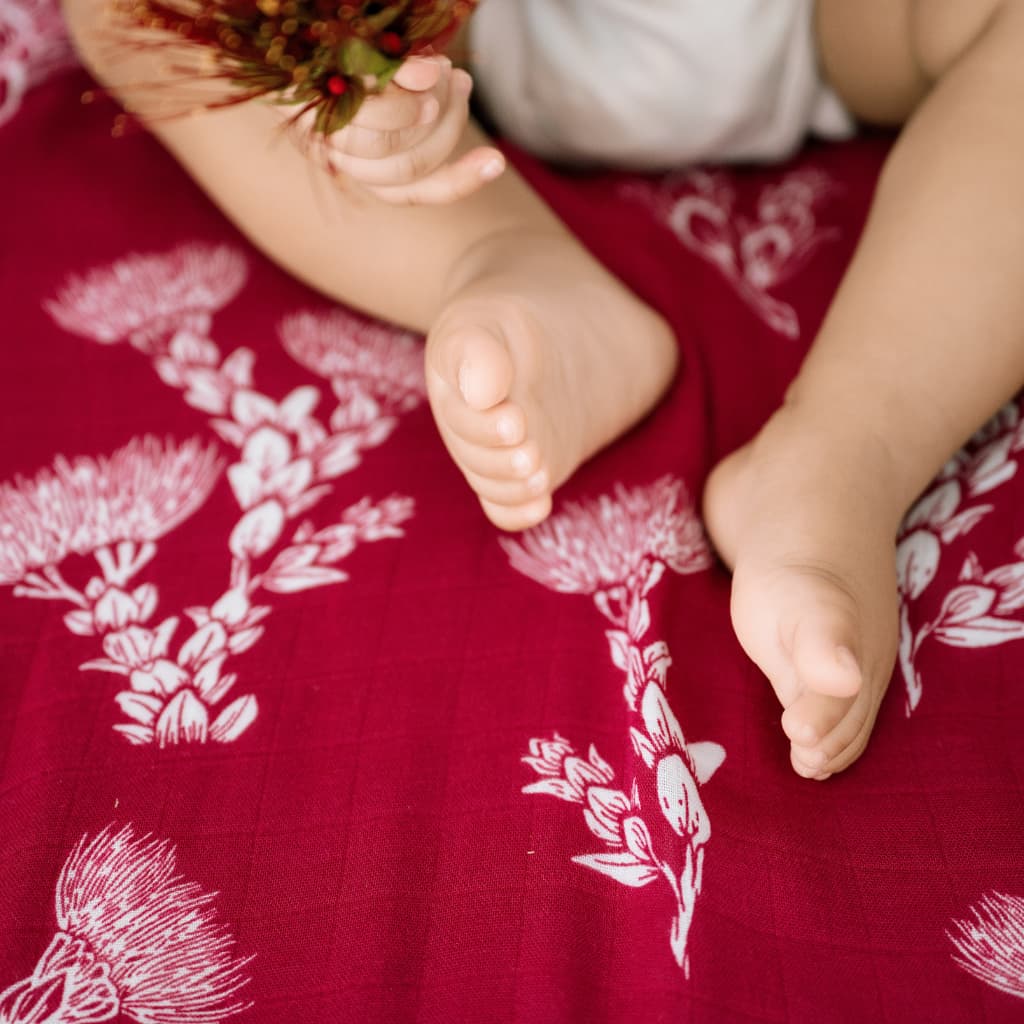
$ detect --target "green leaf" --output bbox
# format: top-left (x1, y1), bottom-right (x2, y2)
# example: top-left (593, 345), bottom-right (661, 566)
top-left (337, 36), bottom-right (402, 80)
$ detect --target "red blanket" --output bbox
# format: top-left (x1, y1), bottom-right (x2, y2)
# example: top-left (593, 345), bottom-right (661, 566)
top-left (2, 9), bottom-right (1023, 1022)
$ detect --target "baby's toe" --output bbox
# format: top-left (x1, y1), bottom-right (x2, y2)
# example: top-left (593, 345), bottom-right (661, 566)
top-left (789, 606), bottom-right (863, 698)
top-left (443, 434), bottom-right (542, 481)
top-left (436, 393), bottom-right (526, 447)
top-left (788, 686), bottom-right (876, 780)
top-left (427, 320), bottom-right (514, 411)
top-left (462, 465), bottom-right (549, 507)
top-left (479, 494), bottom-right (553, 532)
top-left (781, 689), bottom-right (852, 749)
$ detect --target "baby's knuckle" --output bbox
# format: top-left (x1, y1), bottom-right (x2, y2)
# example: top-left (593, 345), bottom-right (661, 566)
top-left (372, 129), bottom-right (403, 158)
top-left (400, 147), bottom-right (431, 181)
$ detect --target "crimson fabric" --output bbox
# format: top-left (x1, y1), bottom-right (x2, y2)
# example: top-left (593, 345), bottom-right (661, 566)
top-left (2, 50), bottom-right (1024, 1024)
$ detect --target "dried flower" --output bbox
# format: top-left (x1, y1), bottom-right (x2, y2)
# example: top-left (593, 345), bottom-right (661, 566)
top-left (111, 0), bottom-right (478, 135)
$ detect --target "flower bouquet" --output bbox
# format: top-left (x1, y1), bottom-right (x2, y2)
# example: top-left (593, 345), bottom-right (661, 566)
top-left (109, 0), bottom-right (477, 134)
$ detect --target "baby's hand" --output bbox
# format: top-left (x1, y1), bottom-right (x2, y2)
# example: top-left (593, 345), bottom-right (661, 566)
top-left (322, 57), bottom-right (505, 204)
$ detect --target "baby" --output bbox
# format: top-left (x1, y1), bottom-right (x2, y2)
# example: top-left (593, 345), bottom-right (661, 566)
top-left (63, 0), bottom-right (1024, 780)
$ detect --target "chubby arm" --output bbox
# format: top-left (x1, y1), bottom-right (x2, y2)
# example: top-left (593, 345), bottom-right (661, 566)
top-left (61, 0), bottom-right (560, 328)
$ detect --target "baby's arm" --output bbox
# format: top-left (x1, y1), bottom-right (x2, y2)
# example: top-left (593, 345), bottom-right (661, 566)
top-left (61, 0), bottom-right (559, 328)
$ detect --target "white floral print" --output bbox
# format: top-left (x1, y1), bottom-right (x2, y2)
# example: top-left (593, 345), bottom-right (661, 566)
top-left (0, 436), bottom-right (223, 587)
top-left (22, 242), bottom-right (422, 746)
top-left (897, 401), bottom-right (1024, 712)
top-left (280, 308), bottom-right (425, 414)
top-left (46, 245), bottom-right (248, 351)
top-left (506, 478), bottom-right (721, 975)
top-left (0, 0), bottom-right (75, 128)
top-left (503, 476), bottom-right (710, 636)
top-left (949, 892), bottom-right (1024, 1000)
top-left (0, 825), bottom-right (252, 1023)
top-left (621, 167), bottom-right (838, 338)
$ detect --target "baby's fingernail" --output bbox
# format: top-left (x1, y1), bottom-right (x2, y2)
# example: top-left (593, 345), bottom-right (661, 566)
top-left (511, 449), bottom-right (531, 475)
top-left (480, 156), bottom-right (505, 180)
top-left (453, 68), bottom-right (473, 95)
top-left (418, 96), bottom-right (439, 125)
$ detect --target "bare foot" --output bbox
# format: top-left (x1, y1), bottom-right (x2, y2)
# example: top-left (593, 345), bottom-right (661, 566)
top-left (703, 403), bottom-right (903, 779)
top-left (425, 231), bottom-right (679, 530)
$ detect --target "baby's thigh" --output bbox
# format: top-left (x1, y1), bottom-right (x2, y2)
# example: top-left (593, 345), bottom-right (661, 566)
top-left (815, 0), bottom-right (1009, 123)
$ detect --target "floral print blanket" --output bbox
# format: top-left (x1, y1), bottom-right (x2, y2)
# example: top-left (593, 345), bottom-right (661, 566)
top-left (1, 3), bottom-right (1022, 1021)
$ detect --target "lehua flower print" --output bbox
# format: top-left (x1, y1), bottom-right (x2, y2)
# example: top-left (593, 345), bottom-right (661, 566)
top-left (500, 476), bottom-right (710, 600)
top-left (36, 245), bottom-right (421, 747)
top-left (0, 436), bottom-right (223, 587)
top-left (0, 825), bottom-right (252, 1023)
top-left (510, 478), bottom-right (722, 976)
top-left (279, 308), bottom-right (426, 413)
top-left (949, 892), bottom-right (1024, 999)
top-left (45, 244), bottom-right (247, 351)
top-left (620, 167), bottom-right (838, 339)
top-left (0, 0), bottom-right (76, 127)
top-left (896, 399), bottom-right (1024, 712)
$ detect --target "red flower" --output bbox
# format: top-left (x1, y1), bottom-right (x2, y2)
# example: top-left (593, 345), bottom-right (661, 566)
top-left (112, 0), bottom-right (478, 135)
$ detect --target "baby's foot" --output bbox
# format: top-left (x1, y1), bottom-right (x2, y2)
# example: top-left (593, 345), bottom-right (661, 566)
top-left (426, 232), bottom-right (678, 530)
top-left (703, 404), bottom-right (903, 779)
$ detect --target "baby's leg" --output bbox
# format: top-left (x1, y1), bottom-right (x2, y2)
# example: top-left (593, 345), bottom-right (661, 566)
top-left (63, 0), bottom-right (677, 531)
top-left (705, 0), bottom-right (1024, 777)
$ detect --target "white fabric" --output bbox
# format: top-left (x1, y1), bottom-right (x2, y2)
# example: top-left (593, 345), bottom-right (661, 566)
top-left (468, 0), bottom-right (856, 169)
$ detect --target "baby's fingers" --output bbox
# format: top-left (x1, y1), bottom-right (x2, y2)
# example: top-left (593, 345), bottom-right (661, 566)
top-left (347, 81), bottom-right (429, 134)
top-left (369, 147), bottom-right (506, 206)
top-left (391, 55), bottom-right (447, 92)
top-left (348, 57), bottom-right (448, 133)
top-left (332, 72), bottom-right (466, 187)
top-left (330, 58), bottom-right (450, 159)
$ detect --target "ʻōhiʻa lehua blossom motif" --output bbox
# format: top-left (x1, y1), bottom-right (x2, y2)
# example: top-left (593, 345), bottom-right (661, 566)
top-left (45, 244), bottom-right (247, 351)
top-left (0, 435), bottom-right (223, 588)
top-left (0, 824), bottom-right (252, 1023)
top-left (506, 478), bottom-right (723, 976)
top-left (948, 891), bottom-right (1024, 1000)
top-left (0, 0), bottom-right (77, 128)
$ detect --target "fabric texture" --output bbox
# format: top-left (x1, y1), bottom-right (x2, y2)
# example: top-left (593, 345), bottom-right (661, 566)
top-left (469, 0), bottom-right (855, 169)
top-left (1, 5), bottom-right (1023, 1022)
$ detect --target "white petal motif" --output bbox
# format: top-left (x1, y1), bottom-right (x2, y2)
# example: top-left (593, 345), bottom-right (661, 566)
top-left (657, 754), bottom-right (710, 846)
top-left (641, 683), bottom-right (686, 755)
top-left (686, 742), bottom-right (726, 785)
top-left (228, 500), bottom-right (286, 560)
top-left (571, 852), bottom-right (661, 889)
top-left (210, 694), bottom-right (259, 743)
